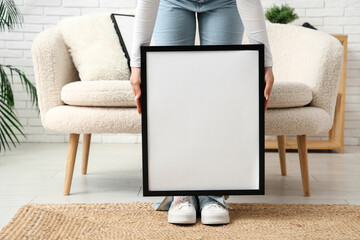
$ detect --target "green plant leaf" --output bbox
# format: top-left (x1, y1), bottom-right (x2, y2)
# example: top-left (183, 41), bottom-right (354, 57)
top-left (0, 64), bottom-right (39, 110)
top-left (0, 96), bottom-right (25, 130)
top-left (0, 0), bottom-right (35, 153)
top-left (265, 3), bottom-right (299, 24)
top-left (0, 95), bottom-right (26, 152)
top-left (0, 0), bottom-right (23, 31)
top-left (0, 64), bottom-right (15, 108)
top-left (0, 118), bottom-right (18, 148)
top-left (0, 125), bottom-right (11, 151)
top-left (6, 65), bottom-right (39, 109)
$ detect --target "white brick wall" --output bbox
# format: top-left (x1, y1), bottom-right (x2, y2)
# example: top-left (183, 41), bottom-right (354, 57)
top-left (1, 0), bottom-right (359, 146)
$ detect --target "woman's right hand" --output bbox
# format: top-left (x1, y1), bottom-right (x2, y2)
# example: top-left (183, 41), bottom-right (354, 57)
top-left (130, 67), bottom-right (142, 114)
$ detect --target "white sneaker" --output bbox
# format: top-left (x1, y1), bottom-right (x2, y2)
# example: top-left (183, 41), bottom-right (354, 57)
top-left (201, 202), bottom-right (230, 225)
top-left (168, 196), bottom-right (197, 224)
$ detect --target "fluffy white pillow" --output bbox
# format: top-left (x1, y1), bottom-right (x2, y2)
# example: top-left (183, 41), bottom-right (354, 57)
top-left (58, 13), bottom-right (130, 81)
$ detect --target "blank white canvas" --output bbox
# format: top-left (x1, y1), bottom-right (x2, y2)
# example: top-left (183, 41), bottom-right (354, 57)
top-left (146, 50), bottom-right (260, 191)
top-left (113, 15), bottom-right (135, 55)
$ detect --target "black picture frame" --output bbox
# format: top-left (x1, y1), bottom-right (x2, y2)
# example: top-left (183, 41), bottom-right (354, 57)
top-left (141, 44), bottom-right (265, 197)
top-left (110, 13), bottom-right (135, 72)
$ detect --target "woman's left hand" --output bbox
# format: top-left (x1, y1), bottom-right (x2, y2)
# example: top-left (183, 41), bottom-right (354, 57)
top-left (264, 66), bottom-right (274, 111)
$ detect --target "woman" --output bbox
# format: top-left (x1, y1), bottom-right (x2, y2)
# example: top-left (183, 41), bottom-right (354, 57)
top-left (129, 0), bottom-right (275, 225)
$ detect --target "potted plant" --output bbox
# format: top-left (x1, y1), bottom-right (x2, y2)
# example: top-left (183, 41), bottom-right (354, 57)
top-left (265, 3), bottom-right (299, 24)
top-left (0, 0), bottom-right (38, 152)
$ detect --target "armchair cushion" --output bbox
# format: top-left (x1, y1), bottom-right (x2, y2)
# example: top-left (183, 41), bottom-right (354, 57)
top-left (58, 13), bottom-right (130, 81)
top-left (61, 80), bottom-right (136, 107)
top-left (267, 82), bottom-right (313, 109)
top-left (265, 106), bottom-right (331, 135)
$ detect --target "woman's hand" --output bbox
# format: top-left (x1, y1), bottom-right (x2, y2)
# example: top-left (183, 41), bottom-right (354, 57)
top-left (264, 66), bottom-right (274, 111)
top-left (130, 67), bottom-right (142, 114)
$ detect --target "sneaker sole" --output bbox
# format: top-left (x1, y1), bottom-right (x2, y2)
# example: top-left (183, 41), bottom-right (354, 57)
top-left (168, 212), bottom-right (196, 224)
top-left (201, 213), bottom-right (230, 225)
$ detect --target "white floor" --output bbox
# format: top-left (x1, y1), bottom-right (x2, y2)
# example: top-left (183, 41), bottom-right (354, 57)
top-left (0, 142), bottom-right (360, 229)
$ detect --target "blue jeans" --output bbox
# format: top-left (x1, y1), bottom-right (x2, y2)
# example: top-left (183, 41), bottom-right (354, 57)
top-left (151, 0), bottom-right (243, 211)
top-left (153, 0), bottom-right (244, 46)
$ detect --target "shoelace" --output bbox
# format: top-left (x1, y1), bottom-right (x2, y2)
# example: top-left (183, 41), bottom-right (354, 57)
top-left (175, 196), bottom-right (192, 208)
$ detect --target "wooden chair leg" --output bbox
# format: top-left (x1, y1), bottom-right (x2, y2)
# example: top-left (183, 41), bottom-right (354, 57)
top-left (277, 135), bottom-right (287, 176)
top-left (296, 134), bottom-right (310, 197)
top-left (82, 134), bottom-right (91, 175)
top-left (63, 133), bottom-right (80, 195)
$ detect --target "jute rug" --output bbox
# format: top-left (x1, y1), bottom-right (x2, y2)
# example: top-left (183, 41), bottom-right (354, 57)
top-left (0, 202), bottom-right (359, 239)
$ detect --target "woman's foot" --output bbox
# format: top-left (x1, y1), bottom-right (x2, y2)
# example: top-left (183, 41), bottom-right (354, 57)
top-left (168, 196), bottom-right (197, 224)
top-left (201, 202), bottom-right (230, 225)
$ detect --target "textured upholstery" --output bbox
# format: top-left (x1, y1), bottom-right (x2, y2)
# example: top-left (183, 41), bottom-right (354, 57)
top-left (267, 82), bottom-right (313, 109)
top-left (263, 22), bottom-right (343, 135)
top-left (265, 107), bottom-right (331, 135)
top-left (45, 106), bottom-right (141, 134)
top-left (61, 80), bottom-right (136, 107)
top-left (32, 12), bottom-right (343, 136)
top-left (32, 25), bottom-right (80, 128)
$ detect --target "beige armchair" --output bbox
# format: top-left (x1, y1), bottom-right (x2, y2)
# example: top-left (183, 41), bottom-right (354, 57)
top-left (31, 16), bottom-right (142, 196)
top-left (257, 22), bottom-right (343, 197)
top-left (32, 13), bottom-right (343, 197)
